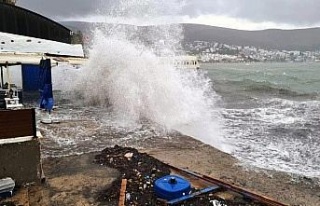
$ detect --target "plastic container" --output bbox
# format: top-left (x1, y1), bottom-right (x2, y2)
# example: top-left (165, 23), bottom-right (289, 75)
top-left (0, 177), bottom-right (15, 197)
top-left (154, 175), bottom-right (191, 201)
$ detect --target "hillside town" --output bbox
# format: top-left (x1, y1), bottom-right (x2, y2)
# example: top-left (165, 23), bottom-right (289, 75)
top-left (183, 40), bottom-right (320, 63)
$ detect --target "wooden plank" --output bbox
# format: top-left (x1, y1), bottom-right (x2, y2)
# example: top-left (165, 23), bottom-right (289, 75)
top-left (166, 164), bottom-right (288, 206)
top-left (0, 109), bottom-right (36, 139)
top-left (118, 179), bottom-right (127, 206)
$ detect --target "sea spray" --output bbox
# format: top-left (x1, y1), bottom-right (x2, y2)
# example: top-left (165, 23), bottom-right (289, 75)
top-left (69, 0), bottom-right (229, 152)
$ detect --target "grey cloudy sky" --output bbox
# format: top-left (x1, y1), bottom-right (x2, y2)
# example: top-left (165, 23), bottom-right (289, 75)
top-left (17, 0), bottom-right (320, 30)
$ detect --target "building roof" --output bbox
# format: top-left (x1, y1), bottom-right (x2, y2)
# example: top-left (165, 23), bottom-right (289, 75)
top-left (0, 2), bottom-right (72, 44)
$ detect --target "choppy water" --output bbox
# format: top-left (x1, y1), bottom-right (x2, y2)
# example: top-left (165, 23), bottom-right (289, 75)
top-left (204, 63), bottom-right (320, 178)
top-left (46, 62), bottom-right (320, 179)
top-left (39, 0), bottom-right (320, 179)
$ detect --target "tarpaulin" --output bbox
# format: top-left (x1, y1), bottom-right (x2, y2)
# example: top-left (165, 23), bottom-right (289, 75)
top-left (39, 59), bottom-right (54, 111)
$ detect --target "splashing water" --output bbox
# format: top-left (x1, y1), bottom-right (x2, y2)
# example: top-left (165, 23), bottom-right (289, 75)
top-left (67, 0), bottom-right (229, 152)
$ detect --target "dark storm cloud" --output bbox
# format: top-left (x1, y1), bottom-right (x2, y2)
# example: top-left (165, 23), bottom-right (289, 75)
top-left (17, 0), bottom-right (320, 26)
top-left (17, 0), bottom-right (106, 19)
top-left (183, 0), bottom-right (320, 26)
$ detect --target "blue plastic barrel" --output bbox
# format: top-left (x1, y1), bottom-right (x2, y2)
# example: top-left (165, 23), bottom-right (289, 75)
top-left (154, 175), bottom-right (191, 201)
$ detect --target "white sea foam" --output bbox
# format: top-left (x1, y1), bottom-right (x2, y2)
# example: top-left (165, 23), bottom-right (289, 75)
top-left (224, 98), bottom-right (320, 178)
top-left (58, 0), bottom-right (229, 152)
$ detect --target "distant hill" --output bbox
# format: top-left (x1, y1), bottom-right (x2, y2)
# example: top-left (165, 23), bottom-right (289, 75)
top-left (183, 24), bottom-right (320, 51)
top-left (61, 21), bottom-right (320, 51)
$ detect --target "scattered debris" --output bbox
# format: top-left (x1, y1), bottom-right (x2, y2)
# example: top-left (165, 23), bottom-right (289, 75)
top-left (124, 152), bottom-right (133, 160)
top-left (95, 145), bottom-right (170, 205)
top-left (94, 145), bottom-right (272, 206)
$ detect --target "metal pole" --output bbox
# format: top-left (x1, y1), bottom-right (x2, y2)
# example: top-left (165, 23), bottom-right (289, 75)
top-left (5, 64), bottom-right (11, 90)
top-left (0, 66), bottom-right (3, 88)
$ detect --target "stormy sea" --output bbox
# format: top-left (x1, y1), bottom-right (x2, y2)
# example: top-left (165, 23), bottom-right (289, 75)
top-left (37, 0), bottom-right (319, 182)
top-left (41, 61), bottom-right (320, 182)
top-left (205, 62), bottom-right (320, 178)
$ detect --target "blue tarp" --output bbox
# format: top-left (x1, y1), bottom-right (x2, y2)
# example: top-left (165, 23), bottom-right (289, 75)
top-left (22, 64), bottom-right (40, 91)
top-left (39, 59), bottom-right (54, 111)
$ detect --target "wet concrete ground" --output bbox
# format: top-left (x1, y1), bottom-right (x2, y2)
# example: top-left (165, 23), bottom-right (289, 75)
top-left (1, 135), bottom-right (319, 205)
